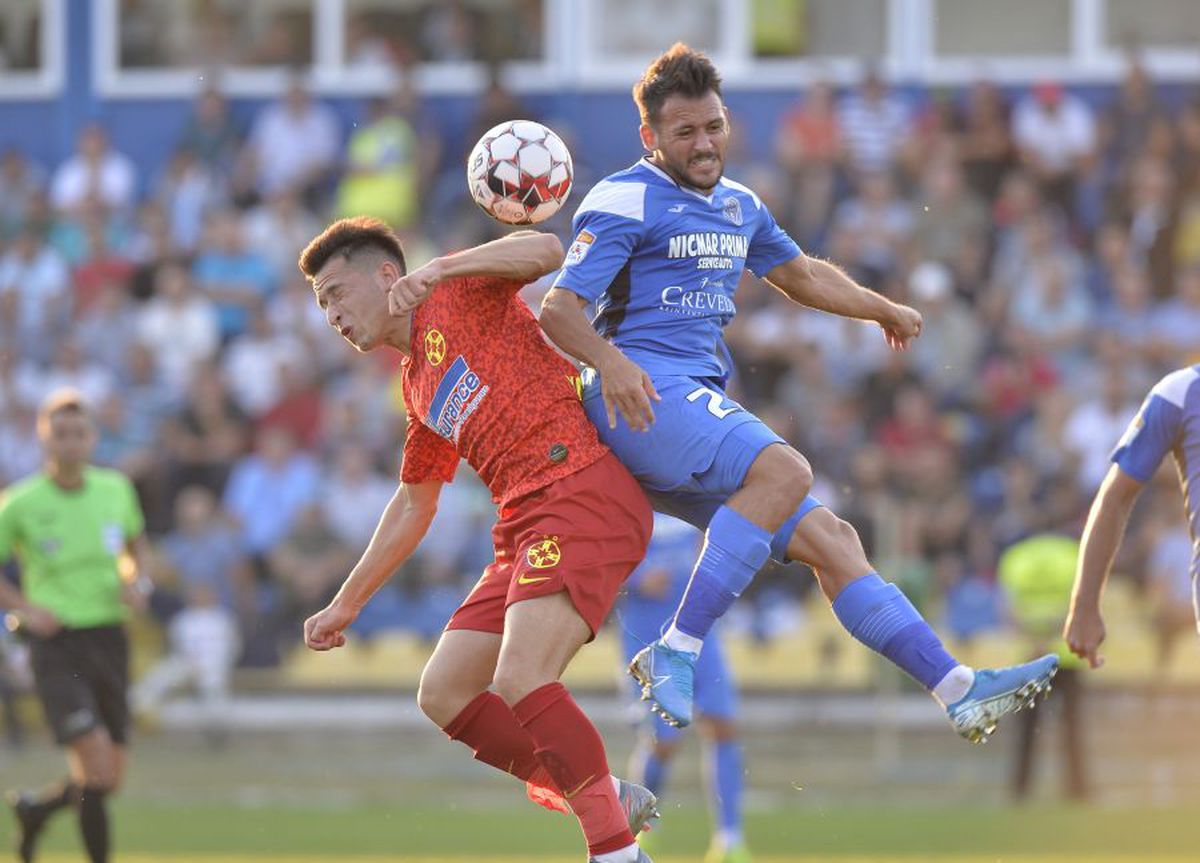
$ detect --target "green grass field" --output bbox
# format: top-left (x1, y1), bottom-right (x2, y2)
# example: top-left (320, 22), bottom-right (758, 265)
top-left (24, 802), bottom-right (1196, 862)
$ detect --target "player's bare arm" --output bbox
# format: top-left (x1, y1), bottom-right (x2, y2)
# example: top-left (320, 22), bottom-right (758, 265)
top-left (540, 287), bottom-right (660, 432)
top-left (1064, 464), bottom-right (1145, 669)
top-left (305, 480), bottom-right (443, 651)
top-left (763, 253), bottom-right (923, 350)
top-left (0, 576), bottom-right (61, 637)
top-left (388, 231), bottom-right (564, 316)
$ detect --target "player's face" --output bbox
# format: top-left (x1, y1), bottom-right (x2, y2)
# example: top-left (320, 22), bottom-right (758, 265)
top-left (42, 411), bottom-right (95, 468)
top-left (642, 90), bottom-right (729, 192)
top-left (312, 255), bottom-right (399, 353)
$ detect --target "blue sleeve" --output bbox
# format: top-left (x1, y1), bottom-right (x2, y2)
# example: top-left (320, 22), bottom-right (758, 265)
top-left (550, 209), bottom-right (643, 304)
top-left (1111, 394), bottom-right (1181, 483)
top-left (745, 202), bottom-right (801, 278)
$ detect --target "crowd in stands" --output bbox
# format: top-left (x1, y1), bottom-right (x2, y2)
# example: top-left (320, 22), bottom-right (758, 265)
top-left (1, 59), bottom-right (1197, 682)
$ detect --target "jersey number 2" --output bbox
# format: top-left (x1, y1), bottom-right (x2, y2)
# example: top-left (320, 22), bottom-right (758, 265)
top-left (686, 387), bottom-right (739, 419)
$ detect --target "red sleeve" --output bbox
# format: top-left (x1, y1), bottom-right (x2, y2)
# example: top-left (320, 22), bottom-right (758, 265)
top-left (400, 418), bottom-right (459, 485)
top-left (443, 275), bottom-right (528, 296)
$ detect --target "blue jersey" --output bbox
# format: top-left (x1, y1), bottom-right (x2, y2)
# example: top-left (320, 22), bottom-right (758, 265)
top-left (623, 514), bottom-right (704, 618)
top-left (552, 158), bottom-right (801, 380)
top-left (1111, 365), bottom-right (1200, 588)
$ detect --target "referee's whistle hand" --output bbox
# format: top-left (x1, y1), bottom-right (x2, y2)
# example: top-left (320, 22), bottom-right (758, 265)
top-left (18, 606), bottom-right (62, 638)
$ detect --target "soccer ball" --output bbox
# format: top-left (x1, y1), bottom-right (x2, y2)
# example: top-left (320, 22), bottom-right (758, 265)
top-left (467, 120), bottom-right (573, 225)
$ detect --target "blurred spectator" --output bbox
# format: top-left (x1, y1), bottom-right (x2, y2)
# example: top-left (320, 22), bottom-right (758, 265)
top-left (0, 149), bottom-right (45, 239)
top-left (70, 211), bottom-right (135, 314)
top-left (1012, 82), bottom-right (1097, 218)
top-left (998, 522), bottom-right (1089, 802)
top-left (1145, 509), bottom-right (1196, 670)
top-left (320, 444), bottom-right (395, 550)
top-left (829, 170), bottom-right (912, 285)
top-left (221, 306), bottom-right (305, 417)
top-left (336, 96), bottom-right (422, 231)
top-left (773, 80), bottom-right (841, 246)
top-left (912, 157), bottom-right (989, 267)
top-left (35, 338), bottom-right (117, 408)
top-left (1062, 371), bottom-right (1139, 492)
top-left (179, 88), bottom-right (244, 181)
top-left (132, 582), bottom-right (240, 747)
top-left (223, 426), bottom-right (320, 561)
top-left (269, 503), bottom-right (352, 625)
top-left (1150, 264), bottom-right (1200, 365)
top-left (243, 190), bottom-right (321, 283)
top-left (49, 123), bottom-right (138, 215)
top-left (242, 75), bottom-right (340, 207)
top-left (420, 0), bottom-right (476, 63)
top-left (76, 282), bottom-right (139, 377)
top-left (907, 261), bottom-right (983, 398)
top-left (0, 401), bottom-right (39, 486)
top-left (161, 486), bottom-right (250, 613)
top-left (154, 147), bottom-right (224, 252)
top-left (1100, 59), bottom-right (1163, 182)
top-left (163, 364), bottom-right (248, 497)
top-left (137, 261), bottom-right (221, 388)
top-left (959, 80), bottom-right (1015, 201)
top-left (837, 67), bottom-right (912, 174)
top-left (192, 208), bottom-right (277, 340)
top-left (1119, 156), bottom-right (1177, 293)
top-left (0, 226), bottom-right (70, 363)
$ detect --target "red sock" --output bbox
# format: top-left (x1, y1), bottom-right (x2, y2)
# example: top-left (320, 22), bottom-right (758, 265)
top-left (442, 692), bottom-right (560, 800)
top-left (511, 682), bottom-right (635, 856)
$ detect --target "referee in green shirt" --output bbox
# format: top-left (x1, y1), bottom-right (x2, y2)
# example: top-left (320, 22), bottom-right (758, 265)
top-left (0, 390), bottom-right (149, 863)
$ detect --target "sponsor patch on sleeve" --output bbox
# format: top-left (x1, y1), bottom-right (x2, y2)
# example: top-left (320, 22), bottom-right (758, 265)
top-left (564, 230), bottom-right (595, 266)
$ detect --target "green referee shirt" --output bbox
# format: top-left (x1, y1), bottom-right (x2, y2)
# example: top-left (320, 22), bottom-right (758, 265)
top-left (0, 466), bottom-right (144, 629)
top-left (997, 533), bottom-right (1084, 670)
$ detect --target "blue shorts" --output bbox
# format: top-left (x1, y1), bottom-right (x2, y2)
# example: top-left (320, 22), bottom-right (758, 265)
top-left (582, 370), bottom-right (822, 561)
top-left (618, 602), bottom-right (737, 741)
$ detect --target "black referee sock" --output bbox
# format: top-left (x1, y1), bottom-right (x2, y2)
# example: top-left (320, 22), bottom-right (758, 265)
top-left (77, 785), bottom-right (109, 863)
top-left (24, 778), bottom-right (77, 821)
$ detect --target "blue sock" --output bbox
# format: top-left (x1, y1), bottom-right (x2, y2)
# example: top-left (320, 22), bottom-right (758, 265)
top-left (634, 748), bottom-right (668, 797)
top-left (831, 573), bottom-right (959, 690)
top-left (672, 506), bottom-right (772, 642)
top-left (708, 739), bottom-right (743, 837)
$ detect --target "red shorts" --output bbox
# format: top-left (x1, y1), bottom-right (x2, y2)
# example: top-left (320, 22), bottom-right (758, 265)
top-left (446, 452), bottom-right (652, 639)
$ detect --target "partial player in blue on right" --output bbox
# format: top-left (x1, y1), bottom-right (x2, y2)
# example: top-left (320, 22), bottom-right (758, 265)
top-left (1065, 363), bottom-right (1200, 667)
top-left (539, 42), bottom-right (1057, 744)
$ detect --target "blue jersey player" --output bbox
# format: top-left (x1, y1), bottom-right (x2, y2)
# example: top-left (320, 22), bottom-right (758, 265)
top-left (1065, 363), bottom-right (1200, 667)
top-left (540, 43), bottom-right (1057, 743)
top-left (618, 514), bottom-right (748, 863)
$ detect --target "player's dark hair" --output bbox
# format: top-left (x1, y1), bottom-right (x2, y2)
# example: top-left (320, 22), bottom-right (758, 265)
top-left (298, 216), bottom-right (407, 281)
top-left (633, 42), bottom-right (723, 126)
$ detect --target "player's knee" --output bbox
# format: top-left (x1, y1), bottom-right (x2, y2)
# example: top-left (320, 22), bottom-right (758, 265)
top-left (700, 716), bottom-right (738, 741)
top-left (491, 662), bottom-right (550, 708)
top-left (417, 672), bottom-right (475, 727)
top-left (747, 446), bottom-right (813, 512)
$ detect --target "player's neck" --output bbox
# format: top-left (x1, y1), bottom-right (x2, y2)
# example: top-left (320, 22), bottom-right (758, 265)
top-left (384, 312), bottom-right (414, 355)
top-left (46, 462), bottom-right (86, 490)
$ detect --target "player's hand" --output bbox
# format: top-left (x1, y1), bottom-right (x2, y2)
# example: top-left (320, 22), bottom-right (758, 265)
top-left (121, 580), bottom-right (150, 615)
top-left (17, 605), bottom-right (62, 638)
top-left (1063, 605), bottom-right (1106, 669)
top-left (388, 260), bottom-right (445, 317)
top-left (304, 601), bottom-right (357, 651)
top-left (881, 302), bottom-right (922, 351)
top-left (596, 350), bottom-right (660, 432)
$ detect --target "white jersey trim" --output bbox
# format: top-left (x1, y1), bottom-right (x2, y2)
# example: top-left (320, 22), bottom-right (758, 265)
top-left (575, 180), bottom-right (646, 222)
top-left (1151, 366), bottom-right (1200, 409)
top-left (719, 177), bottom-right (763, 210)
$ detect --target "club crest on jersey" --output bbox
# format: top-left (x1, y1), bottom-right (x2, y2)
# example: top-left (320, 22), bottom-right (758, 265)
top-left (564, 230), bottom-right (595, 266)
top-left (428, 355), bottom-right (489, 441)
top-left (526, 538), bottom-right (561, 569)
top-left (425, 329), bottom-right (447, 366)
top-left (722, 196), bottom-right (743, 226)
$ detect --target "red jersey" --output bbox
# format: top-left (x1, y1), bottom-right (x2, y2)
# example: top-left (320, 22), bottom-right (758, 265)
top-left (398, 276), bottom-right (608, 506)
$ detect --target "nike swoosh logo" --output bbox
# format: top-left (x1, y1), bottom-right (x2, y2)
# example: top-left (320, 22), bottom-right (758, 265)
top-left (517, 574), bottom-right (552, 585)
top-left (563, 773), bottom-right (597, 799)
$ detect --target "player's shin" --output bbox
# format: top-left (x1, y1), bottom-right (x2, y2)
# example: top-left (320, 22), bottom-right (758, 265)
top-left (666, 506), bottom-right (772, 652)
top-left (511, 682), bottom-right (637, 857)
top-left (831, 573), bottom-right (972, 701)
top-left (441, 691), bottom-right (560, 799)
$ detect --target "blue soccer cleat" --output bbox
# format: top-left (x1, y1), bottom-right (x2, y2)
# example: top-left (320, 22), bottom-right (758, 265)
top-left (591, 849), bottom-right (655, 863)
top-left (946, 654), bottom-right (1059, 744)
top-left (628, 640), bottom-right (697, 728)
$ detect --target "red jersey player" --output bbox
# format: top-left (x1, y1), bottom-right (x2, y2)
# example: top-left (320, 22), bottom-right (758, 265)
top-left (299, 218), bottom-right (656, 863)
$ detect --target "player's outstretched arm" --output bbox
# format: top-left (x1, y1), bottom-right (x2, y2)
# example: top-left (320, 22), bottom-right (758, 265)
top-left (540, 287), bottom-right (660, 432)
top-left (389, 232), bottom-right (563, 316)
top-left (304, 480), bottom-right (442, 651)
top-left (1064, 464), bottom-right (1144, 669)
top-left (763, 253), bottom-right (922, 350)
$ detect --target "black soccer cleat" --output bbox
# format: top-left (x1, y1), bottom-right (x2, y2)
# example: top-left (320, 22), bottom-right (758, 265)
top-left (6, 791), bottom-right (48, 863)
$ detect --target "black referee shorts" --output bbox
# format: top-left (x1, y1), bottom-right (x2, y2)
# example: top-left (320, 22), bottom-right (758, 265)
top-left (29, 625), bottom-right (129, 746)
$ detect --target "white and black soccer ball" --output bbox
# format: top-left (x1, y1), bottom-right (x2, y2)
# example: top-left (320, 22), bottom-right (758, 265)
top-left (467, 120), bottom-right (573, 225)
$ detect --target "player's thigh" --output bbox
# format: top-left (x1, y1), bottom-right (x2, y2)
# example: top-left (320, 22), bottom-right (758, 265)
top-left (582, 374), bottom-right (777, 494)
top-left (494, 592), bottom-right (591, 704)
top-left (417, 629), bottom-right (503, 726)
